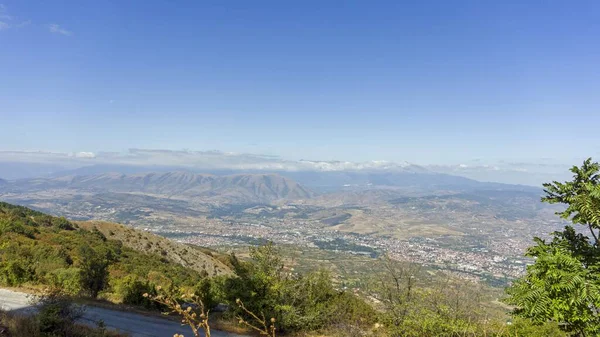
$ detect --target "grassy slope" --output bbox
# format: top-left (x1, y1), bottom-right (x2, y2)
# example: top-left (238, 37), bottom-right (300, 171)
top-left (0, 202), bottom-right (229, 297)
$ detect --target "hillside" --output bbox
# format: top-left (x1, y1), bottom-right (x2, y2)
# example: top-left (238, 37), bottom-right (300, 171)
top-left (77, 220), bottom-right (231, 276)
top-left (0, 202), bottom-right (229, 300)
top-left (6, 171), bottom-right (313, 203)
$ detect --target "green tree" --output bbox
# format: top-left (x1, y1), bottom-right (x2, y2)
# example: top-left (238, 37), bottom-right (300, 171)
top-left (505, 158), bottom-right (600, 336)
top-left (222, 242), bottom-right (286, 325)
top-left (78, 245), bottom-right (110, 298)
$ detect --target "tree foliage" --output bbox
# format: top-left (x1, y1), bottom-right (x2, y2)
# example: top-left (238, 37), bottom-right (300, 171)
top-left (78, 245), bottom-right (110, 298)
top-left (506, 158), bottom-right (600, 336)
top-left (543, 158), bottom-right (600, 246)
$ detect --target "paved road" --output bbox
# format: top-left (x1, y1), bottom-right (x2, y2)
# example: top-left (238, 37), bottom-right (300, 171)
top-left (0, 289), bottom-right (245, 337)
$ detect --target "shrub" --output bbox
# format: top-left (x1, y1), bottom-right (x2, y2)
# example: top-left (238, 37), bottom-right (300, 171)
top-left (194, 278), bottom-right (218, 310)
top-left (46, 268), bottom-right (83, 296)
top-left (0, 218), bottom-right (35, 238)
top-left (0, 260), bottom-right (33, 286)
top-left (114, 275), bottom-right (163, 310)
top-left (35, 290), bottom-right (84, 337)
top-left (52, 217), bottom-right (75, 231)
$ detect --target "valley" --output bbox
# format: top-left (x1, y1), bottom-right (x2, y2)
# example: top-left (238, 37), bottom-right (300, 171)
top-left (0, 170), bottom-right (565, 286)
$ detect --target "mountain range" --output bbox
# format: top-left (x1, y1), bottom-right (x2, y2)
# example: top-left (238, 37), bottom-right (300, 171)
top-left (0, 149), bottom-right (573, 186)
top-left (0, 167), bottom-right (541, 210)
top-left (3, 171), bottom-right (313, 203)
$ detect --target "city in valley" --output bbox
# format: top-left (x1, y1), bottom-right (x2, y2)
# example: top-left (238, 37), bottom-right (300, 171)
top-left (0, 170), bottom-right (565, 285)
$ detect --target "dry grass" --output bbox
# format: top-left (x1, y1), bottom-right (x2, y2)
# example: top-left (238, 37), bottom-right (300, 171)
top-left (330, 208), bottom-right (463, 239)
top-left (208, 313), bottom-right (253, 335)
top-left (0, 311), bottom-right (127, 337)
top-left (77, 220), bottom-right (232, 277)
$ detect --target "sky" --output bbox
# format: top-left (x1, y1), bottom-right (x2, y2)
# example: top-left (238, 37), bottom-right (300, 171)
top-left (1, 0), bottom-right (599, 165)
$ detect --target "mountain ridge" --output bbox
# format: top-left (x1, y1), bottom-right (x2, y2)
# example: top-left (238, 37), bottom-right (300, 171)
top-left (5, 171), bottom-right (313, 203)
top-left (77, 220), bottom-right (232, 276)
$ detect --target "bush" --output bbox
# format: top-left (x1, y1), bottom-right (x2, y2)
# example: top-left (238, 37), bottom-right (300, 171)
top-left (0, 218), bottom-right (35, 238)
top-left (194, 277), bottom-right (218, 310)
top-left (114, 275), bottom-right (164, 310)
top-left (46, 268), bottom-right (82, 296)
top-left (35, 290), bottom-right (84, 337)
top-left (52, 217), bottom-right (75, 231)
top-left (0, 260), bottom-right (33, 286)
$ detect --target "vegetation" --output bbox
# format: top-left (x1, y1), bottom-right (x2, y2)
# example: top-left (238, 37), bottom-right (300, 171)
top-left (376, 258), bottom-right (487, 336)
top-left (505, 158), bottom-right (600, 336)
top-left (0, 200), bottom-right (572, 336)
top-left (215, 242), bottom-right (378, 334)
top-left (147, 242), bottom-right (564, 337)
top-left (0, 202), bottom-right (205, 305)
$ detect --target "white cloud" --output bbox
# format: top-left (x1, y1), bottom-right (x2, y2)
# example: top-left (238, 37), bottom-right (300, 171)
top-left (0, 5), bottom-right (30, 31)
top-left (48, 23), bottom-right (72, 36)
top-left (0, 149), bottom-right (426, 173)
top-left (0, 149), bottom-right (578, 186)
top-left (0, 4), bottom-right (11, 30)
top-left (0, 4), bottom-right (11, 20)
top-left (72, 152), bottom-right (96, 159)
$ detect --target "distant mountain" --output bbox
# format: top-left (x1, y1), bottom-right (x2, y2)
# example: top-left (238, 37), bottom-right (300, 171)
top-left (277, 170), bottom-right (539, 193)
top-left (10, 171), bottom-right (313, 203)
top-left (0, 178), bottom-right (6, 186)
top-left (5, 166), bottom-right (539, 197)
top-left (0, 150), bottom-right (557, 186)
top-left (0, 161), bottom-right (72, 180)
top-left (49, 164), bottom-right (181, 177)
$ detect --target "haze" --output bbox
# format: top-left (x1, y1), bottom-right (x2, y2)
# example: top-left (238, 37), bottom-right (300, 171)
top-left (1, 1), bottom-right (599, 184)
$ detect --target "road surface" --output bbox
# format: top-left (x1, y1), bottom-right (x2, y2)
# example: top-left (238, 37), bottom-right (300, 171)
top-left (0, 288), bottom-right (245, 337)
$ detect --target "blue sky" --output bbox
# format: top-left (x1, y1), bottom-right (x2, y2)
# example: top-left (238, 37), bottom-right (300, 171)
top-left (1, 0), bottom-right (599, 165)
